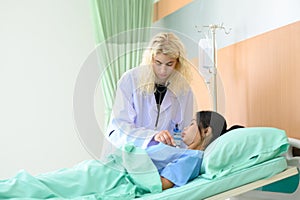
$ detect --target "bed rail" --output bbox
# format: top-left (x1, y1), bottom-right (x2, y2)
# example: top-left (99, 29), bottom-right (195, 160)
top-left (205, 166), bottom-right (298, 200)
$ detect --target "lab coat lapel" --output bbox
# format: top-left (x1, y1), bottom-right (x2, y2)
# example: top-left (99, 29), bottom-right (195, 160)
top-left (160, 91), bottom-right (172, 112)
top-left (150, 91), bottom-right (172, 113)
top-left (150, 94), bottom-right (158, 112)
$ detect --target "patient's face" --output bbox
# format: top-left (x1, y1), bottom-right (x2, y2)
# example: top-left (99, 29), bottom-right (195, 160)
top-left (182, 119), bottom-right (200, 146)
top-left (152, 53), bottom-right (176, 84)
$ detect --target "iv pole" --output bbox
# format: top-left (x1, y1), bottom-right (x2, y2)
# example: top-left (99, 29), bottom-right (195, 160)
top-left (196, 23), bottom-right (231, 111)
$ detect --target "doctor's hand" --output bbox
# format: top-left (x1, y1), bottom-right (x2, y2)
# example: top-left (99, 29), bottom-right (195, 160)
top-left (154, 130), bottom-right (176, 146)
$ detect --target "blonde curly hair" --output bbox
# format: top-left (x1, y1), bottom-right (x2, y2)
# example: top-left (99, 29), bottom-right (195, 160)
top-left (138, 32), bottom-right (192, 95)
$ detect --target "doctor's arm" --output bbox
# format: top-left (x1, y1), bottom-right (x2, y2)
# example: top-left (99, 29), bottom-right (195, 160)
top-left (107, 76), bottom-right (171, 148)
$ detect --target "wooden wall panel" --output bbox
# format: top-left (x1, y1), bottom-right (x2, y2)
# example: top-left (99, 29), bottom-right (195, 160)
top-left (217, 21), bottom-right (300, 139)
top-left (153, 0), bottom-right (194, 21)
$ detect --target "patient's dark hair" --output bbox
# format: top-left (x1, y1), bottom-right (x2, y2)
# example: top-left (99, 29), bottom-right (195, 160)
top-left (196, 111), bottom-right (244, 146)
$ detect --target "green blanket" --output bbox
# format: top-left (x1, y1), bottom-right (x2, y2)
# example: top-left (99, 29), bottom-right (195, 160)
top-left (0, 144), bottom-right (162, 199)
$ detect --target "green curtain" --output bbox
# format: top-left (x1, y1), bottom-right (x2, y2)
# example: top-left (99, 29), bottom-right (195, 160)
top-left (90, 0), bottom-right (153, 128)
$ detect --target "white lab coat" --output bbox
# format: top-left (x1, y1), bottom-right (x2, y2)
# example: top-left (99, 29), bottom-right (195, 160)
top-left (107, 66), bottom-right (195, 149)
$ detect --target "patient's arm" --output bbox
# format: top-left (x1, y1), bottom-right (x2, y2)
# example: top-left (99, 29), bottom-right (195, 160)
top-left (161, 176), bottom-right (174, 190)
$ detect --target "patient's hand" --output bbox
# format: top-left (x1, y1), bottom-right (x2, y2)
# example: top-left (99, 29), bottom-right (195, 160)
top-left (160, 176), bottom-right (174, 190)
top-left (154, 130), bottom-right (176, 146)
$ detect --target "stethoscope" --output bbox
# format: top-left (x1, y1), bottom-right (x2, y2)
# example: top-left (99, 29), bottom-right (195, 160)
top-left (154, 81), bottom-right (170, 129)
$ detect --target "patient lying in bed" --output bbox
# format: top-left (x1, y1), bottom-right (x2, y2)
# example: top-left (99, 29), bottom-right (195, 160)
top-left (2, 111), bottom-right (290, 200)
top-left (147, 110), bottom-right (244, 190)
top-left (0, 111), bottom-right (237, 198)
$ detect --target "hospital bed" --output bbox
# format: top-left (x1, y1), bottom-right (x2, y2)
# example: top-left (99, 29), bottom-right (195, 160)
top-left (1, 128), bottom-right (298, 199)
top-left (229, 137), bottom-right (300, 200)
top-left (139, 128), bottom-right (300, 200)
top-left (140, 159), bottom-right (298, 200)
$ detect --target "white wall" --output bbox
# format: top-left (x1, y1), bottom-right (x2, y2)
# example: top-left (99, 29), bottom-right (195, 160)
top-left (0, 0), bottom-right (95, 178)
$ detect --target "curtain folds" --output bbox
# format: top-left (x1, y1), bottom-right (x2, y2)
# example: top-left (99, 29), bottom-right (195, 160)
top-left (90, 0), bottom-right (153, 129)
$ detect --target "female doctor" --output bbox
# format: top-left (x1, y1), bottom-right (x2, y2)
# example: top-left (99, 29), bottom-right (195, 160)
top-left (107, 32), bottom-right (195, 149)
